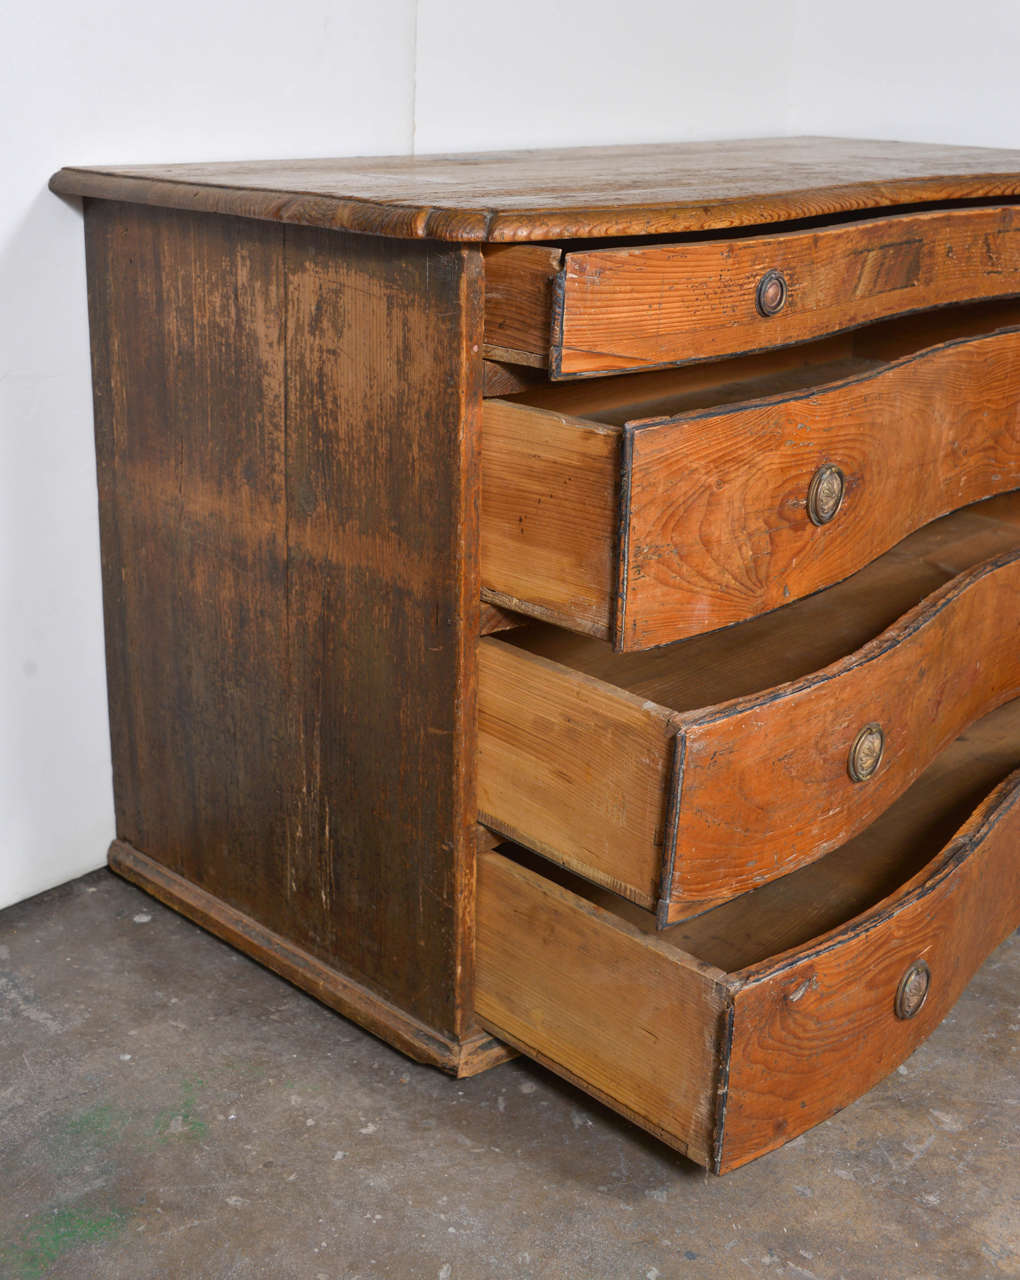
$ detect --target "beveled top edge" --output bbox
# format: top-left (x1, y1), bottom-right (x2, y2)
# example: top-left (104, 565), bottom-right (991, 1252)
top-left (49, 136), bottom-right (1020, 242)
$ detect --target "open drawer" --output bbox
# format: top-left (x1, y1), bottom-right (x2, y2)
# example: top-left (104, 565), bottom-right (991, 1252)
top-left (484, 204), bottom-right (1020, 378)
top-left (479, 496), bottom-right (1020, 921)
top-left (476, 698), bottom-right (1020, 1172)
top-left (481, 304), bottom-right (1020, 648)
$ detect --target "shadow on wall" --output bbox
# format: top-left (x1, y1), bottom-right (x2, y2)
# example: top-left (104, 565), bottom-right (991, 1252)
top-left (0, 185), bottom-right (114, 910)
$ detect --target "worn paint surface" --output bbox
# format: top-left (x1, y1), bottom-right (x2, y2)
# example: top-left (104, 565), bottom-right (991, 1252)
top-left (1, 870), bottom-right (1017, 1279)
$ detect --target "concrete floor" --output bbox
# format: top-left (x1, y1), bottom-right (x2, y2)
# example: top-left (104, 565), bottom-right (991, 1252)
top-left (1, 870), bottom-right (1017, 1280)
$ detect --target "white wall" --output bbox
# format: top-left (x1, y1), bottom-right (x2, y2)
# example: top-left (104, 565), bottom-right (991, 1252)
top-left (2, 0), bottom-right (1018, 908)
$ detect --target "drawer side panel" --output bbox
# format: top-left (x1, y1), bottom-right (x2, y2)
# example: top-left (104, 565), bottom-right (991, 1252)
top-left (478, 639), bottom-right (675, 906)
top-left (481, 400), bottom-right (617, 638)
top-left (476, 852), bottom-right (726, 1166)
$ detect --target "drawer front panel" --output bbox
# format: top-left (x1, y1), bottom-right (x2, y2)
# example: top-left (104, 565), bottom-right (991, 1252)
top-left (477, 760), bottom-right (1020, 1172)
top-left (556, 205), bottom-right (1020, 377)
top-left (663, 553), bottom-right (1020, 920)
top-left (720, 770), bottom-right (1020, 1171)
top-left (620, 327), bottom-right (1020, 650)
top-left (479, 512), bottom-right (1020, 917)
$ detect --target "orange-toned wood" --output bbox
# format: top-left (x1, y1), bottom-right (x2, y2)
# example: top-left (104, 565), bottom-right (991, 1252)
top-left (478, 601), bottom-right (529, 636)
top-left (478, 499), bottom-right (1020, 915)
top-left (50, 138), bottom-right (1020, 242)
top-left (495, 330), bottom-right (862, 421)
top-left (478, 638), bottom-right (675, 905)
top-left (483, 245), bottom-right (561, 366)
top-left (660, 550), bottom-right (1020, 920)
top-left (482, 319), bottom-right (1020, 649)
top-left (480, 399), bottom-right (618, 637)
top-left (618, 323), bottom-right (1020, 648)
top-left (476, 699), bottom-right (1020, 1171)
top-left (476, 852), bottom-right (728, 1168)
top-left (721, 761), bottom-right (1020, 1169)
top-left (555, 206), bottom-right (1020, 376)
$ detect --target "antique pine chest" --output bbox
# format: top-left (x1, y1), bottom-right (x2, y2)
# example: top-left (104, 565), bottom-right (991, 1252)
top-left (51, 138), bottom-right (1020, 1172)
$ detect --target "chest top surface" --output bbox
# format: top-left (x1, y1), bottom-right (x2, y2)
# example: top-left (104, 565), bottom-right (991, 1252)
top-left (50, 136), bottom-right (1020, 243)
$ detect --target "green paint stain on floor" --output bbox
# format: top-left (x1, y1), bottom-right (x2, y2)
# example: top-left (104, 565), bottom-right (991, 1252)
top-left (152, 1077), bottom-right (208, 1141)
top-left (0, 1206), bottom-right (128, 1279)
top-left (59, 1103), bottom-right (127, 1146)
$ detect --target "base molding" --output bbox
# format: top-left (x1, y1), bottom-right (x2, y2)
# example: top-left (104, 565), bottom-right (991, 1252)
top-left (108, 840), bottom-right (513, 1078)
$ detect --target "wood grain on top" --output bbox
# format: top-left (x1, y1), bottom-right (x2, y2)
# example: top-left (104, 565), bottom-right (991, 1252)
top-left (50, 137), bottom-right (1020, 242)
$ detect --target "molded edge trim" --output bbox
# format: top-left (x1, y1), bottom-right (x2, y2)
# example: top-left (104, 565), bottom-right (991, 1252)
top-left (50, 166), bottom-right (1020, 243)
top-left (107, 839), bottom-right (514, 1079)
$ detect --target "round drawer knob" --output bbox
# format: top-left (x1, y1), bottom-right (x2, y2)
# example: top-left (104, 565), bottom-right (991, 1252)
top-left (807, 464), bottom-right (845, 526)
top-left (756, 269), bottom-right (788, 316)
top-left (848, 723), bottom-right (884, 782)
top-left (895, 960), bottom-right (931, 1020)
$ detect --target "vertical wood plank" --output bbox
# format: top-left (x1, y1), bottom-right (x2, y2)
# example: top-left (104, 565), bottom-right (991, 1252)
top-left (282, 225), bottom-right (483, 1036)
top-left (86, 201), bottom-right (484, 1047)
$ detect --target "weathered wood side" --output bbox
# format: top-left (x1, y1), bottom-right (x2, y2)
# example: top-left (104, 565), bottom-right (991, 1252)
top-left (86, 201), bottom-right (487, 1051)
top-left (558, 206), bottom-right (1020, 376)
top-left (720, 765), bottom-right (1020, 1171)
top-left (475, 851), bottom-right (727, 1167)
top-left (620, 326), bottom-right (1020, 648)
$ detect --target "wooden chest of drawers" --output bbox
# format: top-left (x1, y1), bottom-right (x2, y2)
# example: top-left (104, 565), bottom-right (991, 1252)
top-left (52, 137), bottom-right (1020, 1172)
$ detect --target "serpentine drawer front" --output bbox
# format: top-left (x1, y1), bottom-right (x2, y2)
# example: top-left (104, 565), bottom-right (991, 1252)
top-left (484, 205), bottom-right (1020, 377)
top-left (479, 496), bottom-right (1020, 921)
top-left (52, 137), bottom-right (1020, 1171)
top-left (477, 699), bottom-right (1020, 1172)
top-left (481, 309), bottom-right (1020, 647)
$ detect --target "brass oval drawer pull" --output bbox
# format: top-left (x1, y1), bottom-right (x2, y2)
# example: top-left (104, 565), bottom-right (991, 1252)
top-left (807, 463), bottom-right (845, 525)
top-left (848, 723), bottom-right (884, 782)
top-left (895, 960), bottom-right (931, 1020)
top-left (755, 269), bottom-right (788, 316)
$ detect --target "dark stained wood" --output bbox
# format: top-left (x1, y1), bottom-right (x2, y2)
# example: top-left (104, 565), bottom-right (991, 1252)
top-left (554, 206), bottom-right (1020, 376)
top-left (479, 499), bottom-right (1020, 915)
top-left (51, 137), bottom-right (1020, 243)
top-left (86, 200), bottom-right (490, 1060)
top-left (477, 698), bottom-right (1020, 1170)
